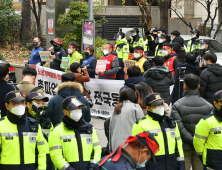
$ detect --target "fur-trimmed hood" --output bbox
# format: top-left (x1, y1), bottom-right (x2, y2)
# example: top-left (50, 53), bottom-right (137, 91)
top-left (56, 81), bottom-right (83, 94)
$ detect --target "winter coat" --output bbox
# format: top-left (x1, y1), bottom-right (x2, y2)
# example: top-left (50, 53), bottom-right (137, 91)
top-left (172, 36), bottom-right (186, 62)
top-left (29, 46), bottom-right (44, 65)
top-left (43, 81), bottom-right (90, 126)
top-left (82, 54), bottom-right (97, 78)
top-left (143, 66), bottom-right (174, 105)
top-left (171, 90), bottom-right (213, 151)
top-left (199, 63), bottom-right (222, 105)
top-left (50, 46), bottom-right (67, 72)
top-left (119, 76), bottom-right (147, 93)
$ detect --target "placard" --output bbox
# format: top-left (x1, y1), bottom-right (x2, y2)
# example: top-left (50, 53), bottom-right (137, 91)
top-left (39, 51), bottom-right (52, 62)
top-left (96, 60), bottom-right (107, 72)
top-left (124, 60), bottom-right (136, 68)
top-left (61, 57), bottom-right (71, 69)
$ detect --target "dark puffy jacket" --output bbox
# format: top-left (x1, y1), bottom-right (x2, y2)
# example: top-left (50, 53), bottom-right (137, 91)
top-left (43, 81), bottom-right (90, 126)
top-left (143, 66), bottom-right (174, 105)
top-left (199, 63), bottom-right (222, 105)
top-left (119, 76), bottom-right (147, 93)
top-left (172, 36), bottom-right (186, 62)
top-left (50, 46), bottom-right (67, 72)
top-left (171, 90), bottom-right (213, 151)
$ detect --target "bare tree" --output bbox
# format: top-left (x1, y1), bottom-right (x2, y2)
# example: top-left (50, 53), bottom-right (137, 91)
top-left (158, 0), bottom-right (171, 34)
top-left (213, 0), bottom-right (222, 39)
top-left (21, 0), bottom-right (31, 42)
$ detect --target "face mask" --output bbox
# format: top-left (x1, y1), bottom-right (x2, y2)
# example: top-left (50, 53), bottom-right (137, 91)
top-left (158, 38), bottom-right (164, 44)
top-left (191, 34), bottom-right (196, 38)
top-left (171, 36), bottom-right (174, 41)
top-left (33, 42), bottom-right (38, 46)
top-left (116, 35), bottom-right (121, 41)
top-left (132, 32), bottom-right (137, 36)
top-left (200, 45), bottom-right (204, 50)
top-left (134, 53), bottom-right (140, 58)
top-left (158, 33), bottom-right (161, 37)
top-left (152, 106), bottom-right (164, 116)
top-left (103, 50), bottom-right (109, 56)
top-left (84, 52), bottom-right (89, 57)
top-left (68, 48), bottom-right (72, 54)
top-left (162, 50), bottom-right (168, 56)
top-left (136, 152), bottom-right (147, 168)
top-left (53, 45), bottom-right (59, 50)
top-left (69, 109), bottom-right (82, 122)
top-left (10, 105), bottom-right (26, 116)
top-left (204, 61), bottom-right (207, 66)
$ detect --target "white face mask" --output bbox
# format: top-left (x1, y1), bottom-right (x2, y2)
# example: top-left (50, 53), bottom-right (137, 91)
top-left (158, 33), bottom-right (161, 37)
top-left (200, 45), bottom-right (204, 50)
top-left (10, 105), bottom-right (26, 116)
top-left (158, 38), bottom-right (164, 44)
top-left (152, 106), bottom-right (164, 116)
top-left (69, 109), bottom-right (82, 122)
top-left (116, 35), bottom-right (121, 41)
top-left (162, 50), bottom-right (168, 56)
top-left (68, 48), bottom-right (72, 54)
top-left (134, 53), bottom-right (140, 58)
top-left (132, 32), bottom-right (137, 36)
top-left (191, 34), bottom-right (196, 38)
top-left (103, 50), bottom-right (109, 55)
top-left (171, 36), bottom-right (174, 41)
top-left (204, 61), bottom-right (207, 66)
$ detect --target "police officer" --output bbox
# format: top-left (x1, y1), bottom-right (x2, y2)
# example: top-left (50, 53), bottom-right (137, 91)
top-left (1, 90), bottom-right (47, 170)
top-left (114, 31), bottom-right (129, 80)
top-left (132, 93), bottom-right (185, 170)
top-left (49, 38), bottom-right (68, 72)
top-left (155, 34), bottom-right (168, 56)
top-left (26, 91), bottom-right (53, 170)
top-left (186, 29), bottom-right (201, 53)
top-left (144, 27), bottom-right (158, 56)
top-left (129, 27), bottom-right (144, 53)
top-left (49, 96), bottom-right (101, 170)
top-left (94, 131), bottom-right (159, 170)
top-left (193, 90), bottom-right (222, 170)
top-left (201, 39), bottom-right (210, 57)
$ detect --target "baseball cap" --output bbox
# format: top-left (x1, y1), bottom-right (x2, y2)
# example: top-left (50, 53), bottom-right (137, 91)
top-left (214, 90), bottom-right (222, 102)
top-left (62, 96), bottom-right (85, 110)
top-left (144, 93), bottom-right (164, 106)
top-left (130, 27), bottom-right (139, 32)
top-left (160, 34), bottom-right (168, 39)
top-left (203, 39), bottom-right (210, 45)
top-left (190, 29), bottom-right (200, 34)
top-left (5, 90), bottom-right (25, 104)
top-left (26, 92), bottom-right (49, 102)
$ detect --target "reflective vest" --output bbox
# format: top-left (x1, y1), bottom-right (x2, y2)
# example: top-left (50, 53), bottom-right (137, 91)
top-left (115, 38), bottom-right (129, 61)
top-left (0, 116), bottom-right (46, 170)
top-left (130, 36), bottom-right (144, 48)
top-left (193, 109), bottom-right (222, 169)
top-left (99, 54), bottom-right (117, 78)
top-left (48, 122), bottom-right (101, 170)
top-left (165, 56), bottom-right (177, 75)
top-left (136, 57), bottom-right (147, 73)
top-left (186, 39), bottom-right (201, 53)
top-left (66, 51), bottom-right (83, 73)
top-left (132, 114), bottom-right (184, 170)
top-left (144, 39), bottom-right (149, 51)
top-left (155, 45), bottom-right (164, 56)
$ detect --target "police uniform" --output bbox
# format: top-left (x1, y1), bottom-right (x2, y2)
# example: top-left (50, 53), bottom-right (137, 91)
top-left (0, 90), bottom-right (47, 170)
top-left (48, 96), bottom-right (101, 170)
top-left (155, 45), bottom-right (164, 56)
top-left (129, 28), bottom-right (144, 53)
top-left (132, 93), bottom-right (185, 170)
top-left (193, 90), bottom-right (222, 170)
top-left (186, 38), bottom-right (201, 53)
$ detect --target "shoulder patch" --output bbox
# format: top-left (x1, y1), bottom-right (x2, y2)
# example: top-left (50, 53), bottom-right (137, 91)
top-left (0, 117), bottom-right (5, 121)
top-left (136, 117), bottom-right (147, 124)
top-left (203, 112), bottom-right (214, 120)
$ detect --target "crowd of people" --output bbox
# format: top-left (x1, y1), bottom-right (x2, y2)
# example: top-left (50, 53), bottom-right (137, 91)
top-left (0, 26), bottom-right (222, 170)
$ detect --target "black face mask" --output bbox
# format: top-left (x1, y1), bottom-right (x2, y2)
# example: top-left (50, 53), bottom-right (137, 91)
top-left (84, 52), bottom-right (90, 57)
top-left (53, 45), bottom-right (59, 50)
top-left (33, 42), bottom-right (38, 47)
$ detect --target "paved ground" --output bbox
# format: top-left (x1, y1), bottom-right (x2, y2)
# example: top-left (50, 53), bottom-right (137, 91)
top-left (91, 117), bottom-right (107, 147)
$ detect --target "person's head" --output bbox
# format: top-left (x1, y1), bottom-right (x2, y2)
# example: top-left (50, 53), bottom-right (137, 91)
top-left (162, 42), bottom-right (172, 56)
top-left (144, 93), bottom-right (165, 116)
top-left (62, 96), bottom-right (85, 122)
top-left (158, 27), bottom-right (166, 36)
top-left (22, 66), bottom-right (37, 84)
top-left (61, 73), bottom-right (76, 83)
top-left (153, 56), bottom-right (165, 66)
top-left (115, 31), bottom-right (125, 41)
top-left (131, 27), bottom-right (139, 36)
top-left (70, 62), bottom-right (81, 73)
top-left (185, 52), bottom-right (196, 63)
top-left (134, 46), bottom-right (144, 59)
top-left (171, 30), bottom-right (180, 40)
top-left (183, 74), bottom-right (200, 91)
top-left (33, 37), bottom-right (41, 48)
top-left (85, 46), bottom-right (94, 57)
top-left (0, 64), bottom-right (9, 82)
top-left (114, 88), bottom-right (137, 114)
top-left (213, 90), bottom-right (222, 112)
top-left (50, 38), bottom-right (63, 50)
top-left (68, 42), bottom-right (78, 54)
top-left (204, 52), bottom-right (217, 65)
top-left (203, 39), bottom-right (210, 49)
top-left (98, 131), bottom-right (159, 168)
top-left (158, 34), bottom-right (167, 44)
top-left (190, 29), bottom-right (200, 38)
top-left (5, 90), bottom-right (26, 117)
top-left (103, 43), bottom-right (113, 56)
top-left (127, 65), bottom-right (141, 78)
top-left (135, 82), bottom-right (153, 108)
top-left (26, 91), bottom-right (49, 117)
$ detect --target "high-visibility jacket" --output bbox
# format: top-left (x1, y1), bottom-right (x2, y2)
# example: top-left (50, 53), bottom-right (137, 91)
top-left (66, 51), bottom-right (83, 73)
top-left (186, 38), bottom-right (201, 53)
top-left (0, 114), bottom-right (47, 170)
top-left (132, 112), bottom-right (185, 170)
top-left (48, 120), bottom-right (101, 170)
top-left (155, 45), bottom-right (164, 56)
top-left (115, 38), bottom-right (129, 61)
top-left (144, 39), bottom-right (149, 52)
top-left (193, 109), bottom-right (222, 169)
top-left (130, 36), bottom-right (144, 48)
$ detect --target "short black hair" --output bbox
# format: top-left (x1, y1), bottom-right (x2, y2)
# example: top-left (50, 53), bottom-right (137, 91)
top-left (127, 65), bottom-right (141, 77)
top-left (158, 27), bottom-right (167, 34)
top-left (185, 52), bottom-right (196, 63)
top-left (204, 52), bottom-right (217, 63)
top-left (22, 66), bottom-right (37, 77)
top-left (153, 56), bottom-right (165, 66)
top-left (134, 46), bottom-right (144, 51)
top-left (0, 64), bottom-right (9, 79)
top-left (171, 30), bottom-right (180, 36)
top-left (184, 73), bottom-right (200, 90)
top-left (62, 73), bottom-right (76, 82)
top-left (70, 63), bottom-right (80, 73)
top-left (163, 42), bottom-right (172, 48)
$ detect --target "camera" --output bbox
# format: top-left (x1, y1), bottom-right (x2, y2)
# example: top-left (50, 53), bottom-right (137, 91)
top-left (51, 51), bottom-right (55, 55)
top-left (82, 92), bottom-right (93, 107)
top-left (177, 67), bottom-right (186, 79)
top-left (32, 103), bottom-right (48, 113)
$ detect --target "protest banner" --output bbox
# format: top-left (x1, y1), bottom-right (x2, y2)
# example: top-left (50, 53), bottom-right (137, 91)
top-left (61, 57), bottom-right (71, 69)
top-left (39, 51), bottom-right (52, 62)
top-left (96, 60), bottom-right (107, 72)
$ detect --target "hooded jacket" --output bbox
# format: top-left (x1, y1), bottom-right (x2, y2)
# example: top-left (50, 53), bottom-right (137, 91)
top-left (200, 64), bottom-right (222, 105)
top-left (143, 66), bottom-right (174, 105)
top-left (172, 36), bottom-right (186, 62)
top-left (43, 81), bottom-right (90, 126)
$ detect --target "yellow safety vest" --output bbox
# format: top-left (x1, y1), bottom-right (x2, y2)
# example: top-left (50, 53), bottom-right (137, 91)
top-left (186, 39), bottom-right (201, 53)
top-left (155, 45), bottom-right (164, 56)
